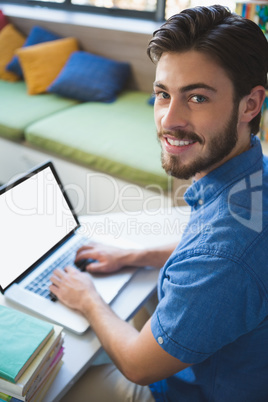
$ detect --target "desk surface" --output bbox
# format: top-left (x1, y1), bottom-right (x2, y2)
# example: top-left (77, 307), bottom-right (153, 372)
top-left (0, 207), bottom-right (190, 401)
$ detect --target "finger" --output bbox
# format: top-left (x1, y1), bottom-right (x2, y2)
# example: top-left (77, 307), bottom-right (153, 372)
top-left (51, 268), bottom-right (65, 279)
top-left (50, 274), bottom-right (62, 286)
top-left (86, 261), bottom-right (108, 273)
top-left (75, 250), bottom-right (90, 261)
top-left (76, 241), bottom-right (98, 254)
top-left (49, 283), bottom-right (58, 293)
top-left (75, 249), bottom-right (99, 263)
top-left (64, 265), bottom-right (77, 273)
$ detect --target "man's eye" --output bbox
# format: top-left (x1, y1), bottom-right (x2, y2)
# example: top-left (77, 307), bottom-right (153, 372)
top-left (190, 95), bottom-right (207, 103)
top-left (154, 91), bottom-right (170, 100)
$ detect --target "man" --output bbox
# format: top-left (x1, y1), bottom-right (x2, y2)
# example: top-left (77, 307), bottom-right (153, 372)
top-left (50, 5), bottom-right (268, 401)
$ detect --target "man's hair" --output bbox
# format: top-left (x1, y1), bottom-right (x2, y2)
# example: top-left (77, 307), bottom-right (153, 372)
top-left (147, 5), bottom-right (268, 134)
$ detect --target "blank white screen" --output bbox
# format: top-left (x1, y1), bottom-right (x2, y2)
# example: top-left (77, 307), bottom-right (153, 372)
top-left (0, 166), bottom-right (77, 290)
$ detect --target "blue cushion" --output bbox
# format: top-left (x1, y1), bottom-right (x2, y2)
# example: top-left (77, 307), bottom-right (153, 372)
top-left (6, 25), bottom-right (61, 78)
top-left (47, 51), bottom-right (131, 103)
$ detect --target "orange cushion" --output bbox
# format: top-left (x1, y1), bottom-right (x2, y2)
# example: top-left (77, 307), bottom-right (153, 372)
top-left (16, 37), bottom-right (79, 95)
top-left (0, 24), bottom-right (25, 82)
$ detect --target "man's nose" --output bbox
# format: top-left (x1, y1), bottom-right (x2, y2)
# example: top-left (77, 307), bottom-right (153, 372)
top-left (161, 100), bottom-right (188, 131)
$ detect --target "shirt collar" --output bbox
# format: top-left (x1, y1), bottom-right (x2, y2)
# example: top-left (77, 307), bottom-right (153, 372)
top-left (184, 135), bottom-right (263, 209)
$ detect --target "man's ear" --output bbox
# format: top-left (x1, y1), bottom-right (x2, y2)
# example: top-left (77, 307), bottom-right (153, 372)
top-left (239, 85), bottom-right (266, 124)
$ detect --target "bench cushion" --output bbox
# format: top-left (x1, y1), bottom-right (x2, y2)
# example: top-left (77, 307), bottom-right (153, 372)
top-left (0, 80), bottom-right (78, 140)
top-left (25, 91), bottom-right (169, 190)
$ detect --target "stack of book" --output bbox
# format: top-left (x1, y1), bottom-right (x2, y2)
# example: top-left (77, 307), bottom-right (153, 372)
top-left (0, 305), bottom-right (64, 402)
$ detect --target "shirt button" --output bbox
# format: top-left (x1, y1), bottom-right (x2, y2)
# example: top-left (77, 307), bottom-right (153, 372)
top-left (158, 336), bottom-right (164, 345)
top-left (198, 199), bottom-right (204, 205)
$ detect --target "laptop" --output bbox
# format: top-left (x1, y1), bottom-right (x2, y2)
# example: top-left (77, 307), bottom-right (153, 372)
top-left (0, 161), bottom-right (137, 334)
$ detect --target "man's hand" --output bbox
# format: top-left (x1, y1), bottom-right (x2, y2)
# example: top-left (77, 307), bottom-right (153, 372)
top-left (49, 266), bottom-right (98, 313)
top-left (75, 241), bottom-right (131, 274)
top-left (75, 241), bottom-right (178, 274)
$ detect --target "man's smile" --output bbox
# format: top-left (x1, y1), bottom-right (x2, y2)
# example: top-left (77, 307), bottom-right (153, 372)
top-left (161, 133), bottom-right (200, 156)
top-left (165, 136), bottom-right (196, 147)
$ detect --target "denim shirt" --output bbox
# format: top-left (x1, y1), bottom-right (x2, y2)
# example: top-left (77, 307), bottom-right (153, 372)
top-left (150, 135), bottom-right (268, 401)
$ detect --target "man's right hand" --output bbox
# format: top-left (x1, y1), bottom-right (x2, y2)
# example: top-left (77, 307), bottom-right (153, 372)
top-left (75, 240), bottom-right (178, 274)
top-left (75, 241), bottom-right (135, 274)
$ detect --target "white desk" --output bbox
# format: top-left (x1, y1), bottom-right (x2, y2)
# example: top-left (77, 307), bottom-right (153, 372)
top-left (0, 207), bottom-right (190, 402)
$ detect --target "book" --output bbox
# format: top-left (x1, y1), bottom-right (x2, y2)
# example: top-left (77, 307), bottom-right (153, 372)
top-left (25, 349), bottom-right (64, 402)
top-left (6, 347), bottom-right (64, 402)
top-left (0, 359), bottom-right (63, 402)
top-left (0, 306), bottom-right (54, 383)
top-left (0, 324), bottom-right (63, 398)
top-left (28, 360), bottom-right (63, 402)
top-left (0, 392), bottom-right (12, 401)
top-left (5, 342), bottom-right (64, 401)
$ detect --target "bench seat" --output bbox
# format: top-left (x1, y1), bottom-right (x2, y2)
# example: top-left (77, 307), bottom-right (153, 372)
top-left (25, 91), bottom-right (168, 190)
top-left (0, 80), bottom-right (78, 141)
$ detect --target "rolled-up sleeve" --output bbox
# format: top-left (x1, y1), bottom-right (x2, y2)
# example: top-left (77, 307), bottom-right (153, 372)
top-left (151, 252), bottom-right (266, 364)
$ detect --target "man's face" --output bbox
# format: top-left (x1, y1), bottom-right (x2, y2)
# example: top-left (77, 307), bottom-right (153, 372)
top-left (154, 51), bottom-right (243, 180)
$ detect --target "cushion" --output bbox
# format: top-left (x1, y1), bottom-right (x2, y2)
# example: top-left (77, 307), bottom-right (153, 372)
top-left (16, 37), bottom-right (79, 95)
top-left (0, 24), bottom-right (25, 82)
top-left (25, 91), bottom-right (168, 190)
top-left (48, 51), bottom-right (131, 102)
top-left (0, 79), bottom-right (78, 141)
top-left (0, 10), bottom-right (8, 31)
top-left (7, 25), bottom-right (61, 78)
top-left (148, 94), bottom-right (155, 105)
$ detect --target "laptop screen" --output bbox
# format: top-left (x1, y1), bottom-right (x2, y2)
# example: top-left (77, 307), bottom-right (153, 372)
top-left (0, 162), bottom-right (79, 291)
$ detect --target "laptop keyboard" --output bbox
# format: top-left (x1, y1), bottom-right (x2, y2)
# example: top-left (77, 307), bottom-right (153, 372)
top-left (25, 237), bottom-right (88, 301)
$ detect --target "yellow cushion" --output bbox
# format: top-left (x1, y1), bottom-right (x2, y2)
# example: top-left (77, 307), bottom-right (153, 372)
top-left (16, 37), bottom-right (79, 95)
top-left (0, 24), bottom-right (26, 82)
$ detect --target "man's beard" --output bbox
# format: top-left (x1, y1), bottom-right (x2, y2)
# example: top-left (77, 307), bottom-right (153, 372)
top-left (158, 105), bottom-right (239, 180)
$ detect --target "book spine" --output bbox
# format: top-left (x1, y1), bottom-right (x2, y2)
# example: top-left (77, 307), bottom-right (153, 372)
top-left (25, 351), bottom-right (64, 402)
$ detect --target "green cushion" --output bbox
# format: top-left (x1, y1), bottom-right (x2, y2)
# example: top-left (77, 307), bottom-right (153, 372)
top-left (0, 80), bottom-right (78, 140)
top-left (25, 91), bottom-right (169, 190)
